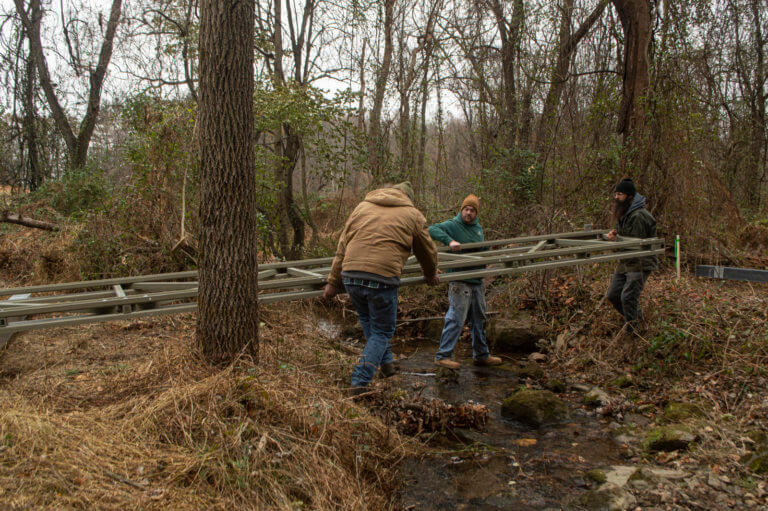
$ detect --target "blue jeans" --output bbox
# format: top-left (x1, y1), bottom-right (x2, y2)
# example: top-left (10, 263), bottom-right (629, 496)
top-left (435, 281), bottom-right (490, 362)
top-left (606, 270), bottom-right (650, 329)
top-left (346, 284), bottom-right (398, 387)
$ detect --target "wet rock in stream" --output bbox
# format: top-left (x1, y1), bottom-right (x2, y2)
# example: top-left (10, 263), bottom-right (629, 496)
top-left (573, 482), bottom-right (637, 511)
top-left (500, 389), bottom-right (569, 427)
top-left (487, 311), bottom-right (547, 352)
top-left (514, 361), bottom-right (545, 380)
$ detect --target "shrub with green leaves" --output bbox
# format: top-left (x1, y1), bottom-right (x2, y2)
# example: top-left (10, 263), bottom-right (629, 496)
top-left (28, 166), bottom-right (112, 219)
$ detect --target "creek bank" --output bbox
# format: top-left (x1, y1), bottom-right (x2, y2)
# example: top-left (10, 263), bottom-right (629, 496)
top-left (311, 308), bottom-right (768, 509)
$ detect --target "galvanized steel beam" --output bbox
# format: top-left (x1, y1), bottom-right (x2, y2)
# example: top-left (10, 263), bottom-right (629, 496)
top-left (0, 230), bottom-right (663, 335)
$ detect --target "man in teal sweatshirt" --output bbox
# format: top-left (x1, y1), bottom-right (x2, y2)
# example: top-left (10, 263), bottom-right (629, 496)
top-left (428, 194), bottom-right (502, 369)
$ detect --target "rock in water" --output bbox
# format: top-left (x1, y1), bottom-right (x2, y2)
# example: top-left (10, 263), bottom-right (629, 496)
top-left (487, 311), bottom-right (547, 352)
top-left (501, 389), bottom-right (568, 427)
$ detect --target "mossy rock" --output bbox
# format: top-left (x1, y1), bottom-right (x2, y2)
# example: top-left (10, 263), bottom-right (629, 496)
top-left (642, 425), bottom-right (696, 452)
top-left (436, 366), bottom-right (459, 381)
top-left (583, 387), bottom-right (610, 407)
top-left (501, 389), bottom-right (568, 427)
top-left (586, 469), bottom-right (607, 484)
top-left (545, 379), bottom-right (566, 393)
top-left (572, 483), bottom-right (637, 511)
top-left (515, 361), bottom-right (544, 380)
top-left (663, 401), bottom-right (705, 422)
top-left (609, 375), bottom-right (633, 388)
top-left (744, 451), bottom-right (768, 474)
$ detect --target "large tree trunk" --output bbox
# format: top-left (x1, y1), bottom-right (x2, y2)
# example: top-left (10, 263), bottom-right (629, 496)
top-left (271, 0), bottom-right (305, 258)
top-left (368, 0), bottom-right (396, 182)
top-left (15, 0), bottom-right (122, 172)
top-left (274, 124), bottom-right (305, 260)
top-left (747, 0), bottom-right (766, 210)
top-left (487, 0), bottom-right (524, 151)
top-left (197, 0), bottom-right (259, 364)
top-left (534, 0), bottom-right (608, 157)
top-left (23, 46), bottom-right (41, 191)
top-left (612, 0), bottom-right (652, 173)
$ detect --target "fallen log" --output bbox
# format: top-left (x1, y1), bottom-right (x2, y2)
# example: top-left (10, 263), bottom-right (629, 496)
top-left (1, 211), bottom-right (59, 231)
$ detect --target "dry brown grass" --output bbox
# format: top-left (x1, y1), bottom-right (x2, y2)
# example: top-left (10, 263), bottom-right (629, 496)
top-left (0, 224), bottom-right (82, 287)
top-left (540, 268), bottom-right (768, 472)
top-left (0, 304), bottom-right (413, 510)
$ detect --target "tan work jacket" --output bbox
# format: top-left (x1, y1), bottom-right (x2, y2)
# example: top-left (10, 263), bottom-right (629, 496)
top-left (327, 188), bottom-right (438, 289)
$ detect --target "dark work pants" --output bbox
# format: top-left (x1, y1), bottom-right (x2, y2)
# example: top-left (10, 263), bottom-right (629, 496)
top-left (606, 270), bottom-right (651, 330)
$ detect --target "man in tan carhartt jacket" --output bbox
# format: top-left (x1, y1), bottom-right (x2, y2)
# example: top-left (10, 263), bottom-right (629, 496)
top-left (324, 182), bottom-right (439, 394)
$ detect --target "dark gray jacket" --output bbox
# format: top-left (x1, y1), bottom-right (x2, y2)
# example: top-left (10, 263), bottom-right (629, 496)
top-left (616, 194), bottom-right (658, 273)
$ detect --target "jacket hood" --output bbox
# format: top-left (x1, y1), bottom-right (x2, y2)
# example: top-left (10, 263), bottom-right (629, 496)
top-left (363, 188), bottom-right (414, 207)
top-left (625, 193), bottom-right (646, 217)
top-left (454, 212), bottom-right (478, 226)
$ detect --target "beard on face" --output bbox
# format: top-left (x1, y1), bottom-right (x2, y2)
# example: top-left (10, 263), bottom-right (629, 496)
top-left (612, 196), bottom-right (632, 224)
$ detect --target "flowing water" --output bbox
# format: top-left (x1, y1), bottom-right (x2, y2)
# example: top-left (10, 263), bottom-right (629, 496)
top-left (316, 313), bottom-right (633, 509)
top-left (391, 338), bottom-right (628, 510)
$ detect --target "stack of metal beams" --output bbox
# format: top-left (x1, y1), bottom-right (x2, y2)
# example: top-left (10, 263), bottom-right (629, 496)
top-left (0, 229), bottom-right (664, 340)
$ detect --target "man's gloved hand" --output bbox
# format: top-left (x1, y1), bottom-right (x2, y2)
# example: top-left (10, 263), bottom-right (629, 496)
top-left (323, 283), bottom-right (338, 298)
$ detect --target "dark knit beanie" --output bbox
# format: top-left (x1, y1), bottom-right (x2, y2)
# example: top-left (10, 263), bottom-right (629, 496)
top-left (615, 178), bottom-right (636, 196)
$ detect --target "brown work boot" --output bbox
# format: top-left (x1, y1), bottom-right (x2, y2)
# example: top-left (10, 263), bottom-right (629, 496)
top-left (380, 362), bottom-right (398, 378)
top-left (435, 359), bottom-right (461, 370)
top-left (474, 355), bottom-right (502, 367)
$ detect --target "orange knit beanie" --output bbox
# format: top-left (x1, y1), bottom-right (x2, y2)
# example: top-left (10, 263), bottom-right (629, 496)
top-left (461, 194), bottom-right (479, 211)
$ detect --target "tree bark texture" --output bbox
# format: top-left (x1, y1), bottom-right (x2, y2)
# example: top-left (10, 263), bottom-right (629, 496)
top-left (14, 0), bottom-right (123, 172)
top-left (747, 0), bottom-right (766, 209)
top-left (612, 0), bottom-right (651, 152)
top-left (274, 124), bottom-right (305, 260)
top-left (534, 0), bottom-right (608, 158)
top-left (197, 0), bottom-right (259, 364)
top-left (23, 44), bottom-right (41, 191)
top-left (271, 0), bottom-right (306, 259)
top-left (487, 0), bottom-right (524, 150)
top-left (368, 0), bottom-right (395, 182)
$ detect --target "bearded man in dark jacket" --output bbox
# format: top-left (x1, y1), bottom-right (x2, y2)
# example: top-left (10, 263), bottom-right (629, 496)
top-left (605, 178), bottom-right (658, 333)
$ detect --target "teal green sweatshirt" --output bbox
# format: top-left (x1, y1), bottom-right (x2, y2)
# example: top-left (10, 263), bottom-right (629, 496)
top-left (428, 213), bottom-right (486, 284)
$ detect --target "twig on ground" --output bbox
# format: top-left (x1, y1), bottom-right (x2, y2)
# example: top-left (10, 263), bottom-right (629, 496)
top-left (104, 470), bottom-right (145, 490)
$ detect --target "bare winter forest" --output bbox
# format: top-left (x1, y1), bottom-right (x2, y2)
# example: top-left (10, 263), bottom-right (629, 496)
top-left (0, 0), bottom-right (766, 509)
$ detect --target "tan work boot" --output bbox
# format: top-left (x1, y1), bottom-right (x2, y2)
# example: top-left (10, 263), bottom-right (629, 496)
top-left (474, 355), bottom-right (502, 367)
top-left (435, 359), bottom-right (461, 370)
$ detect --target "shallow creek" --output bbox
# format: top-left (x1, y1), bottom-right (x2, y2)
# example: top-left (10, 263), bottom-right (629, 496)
top-left (390, 338), bottom-right (626, 510)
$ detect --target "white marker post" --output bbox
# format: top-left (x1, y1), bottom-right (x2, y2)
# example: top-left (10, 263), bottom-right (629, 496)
top-left (675, 235), bottom-right (681, 280)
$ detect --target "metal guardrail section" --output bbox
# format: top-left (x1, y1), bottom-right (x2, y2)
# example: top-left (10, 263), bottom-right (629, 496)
top-left (696, 265), bottom-right (768, 283)
top-left (0, 230), bottom-right (664, 335)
